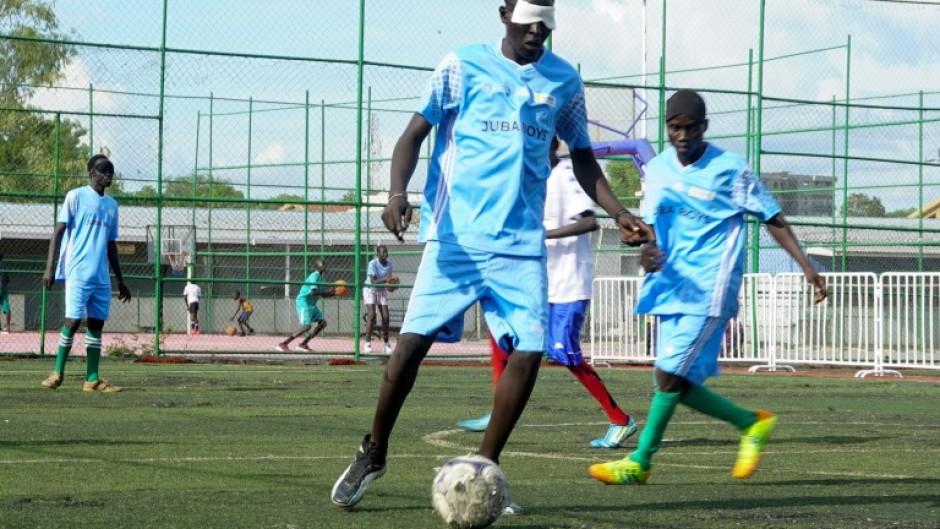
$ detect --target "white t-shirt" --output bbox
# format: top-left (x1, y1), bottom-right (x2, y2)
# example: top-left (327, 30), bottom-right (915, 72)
top-left (183, 282), bottom-right (202, 305)
top-left (544, 159), bottom-right (595, 303)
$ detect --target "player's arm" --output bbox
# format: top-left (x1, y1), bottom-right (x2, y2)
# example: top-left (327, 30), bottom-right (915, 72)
top-left (107, 240), bottom-right (131, 302)
top-left (546, 211), bottom-right (597, 239)
top-left (569, 147), bottom-right (653, 246)
top-left (41, 222), bottom-right (67, 289)
top-left (383, 113), bottom-right (432, 241)
top-left (764, 214), bottom-right (827, 304)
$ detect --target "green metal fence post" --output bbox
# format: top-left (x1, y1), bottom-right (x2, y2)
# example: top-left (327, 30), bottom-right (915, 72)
top-left (353, 0), bottom-right (366, 356)
top-left (841, 35), bottom-right (851, 272)
top-left (39, 113), bottom-right (63, 355)
top-left (918, 90), bottom-right (924, 271)
top-left (246, 97), bottom-right (253, 299)
top-left (752, 0), bottom-right (766, 274)
top-left (88, 83), bottom-right (94, 157)
top-left (153, 0), bottom-right (170, 354)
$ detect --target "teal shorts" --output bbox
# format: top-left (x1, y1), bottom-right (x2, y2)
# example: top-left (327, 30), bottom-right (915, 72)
top-left (296, 303), bottom-right (324, 326)
top-left (0, 290), bottom-right (9, 313)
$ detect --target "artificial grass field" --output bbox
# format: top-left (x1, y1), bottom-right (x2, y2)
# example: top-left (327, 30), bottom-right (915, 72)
top-left (0, 359), bottom-right (938, 529)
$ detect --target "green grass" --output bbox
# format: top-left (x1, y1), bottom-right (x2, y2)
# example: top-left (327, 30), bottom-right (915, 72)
top-left (1, 359), bottom-right (938, 529)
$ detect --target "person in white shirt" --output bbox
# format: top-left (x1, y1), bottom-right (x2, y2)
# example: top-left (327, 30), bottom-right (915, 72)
top-left (183, 281), bottom-right (202, 335)
top-left (457, 136), bottom-right (638, 451)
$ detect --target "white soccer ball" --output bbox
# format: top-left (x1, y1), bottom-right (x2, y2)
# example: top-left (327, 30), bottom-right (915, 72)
top-left (431, 454), bottom-right (510, 529)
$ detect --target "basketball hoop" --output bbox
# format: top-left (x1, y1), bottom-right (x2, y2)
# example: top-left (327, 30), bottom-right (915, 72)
top-left (166, 252), bottom-right (188, 276)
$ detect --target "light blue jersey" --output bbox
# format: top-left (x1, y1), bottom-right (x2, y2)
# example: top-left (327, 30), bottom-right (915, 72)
top-left (55, 186), bottom-right (119, 285)
top-left (638, 144), bottom-right (781, 317)
top-left (297, 271), bottom-right (322, 306)
top-left (415, 43), bottom-right (591, 257)
top-left (365, 258), bottom-right (393, 287)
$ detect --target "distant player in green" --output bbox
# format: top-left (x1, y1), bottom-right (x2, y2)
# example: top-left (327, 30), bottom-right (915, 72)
top-left (0, 253), bottom-right (10, 334)
top-left (229, 291), bottom-right (255, 336)
top-left (277, 259), bottom-right (336, 351)
top-left (589, 89), bottom-right (828, 486)
top-left (40, 154), bottom-right (132, 392)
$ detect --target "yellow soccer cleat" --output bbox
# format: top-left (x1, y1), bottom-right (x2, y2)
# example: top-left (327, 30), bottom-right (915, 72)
top-left (82, 379), bottom-right (123, 393)
top-left (41, 371), bottom-right (63, 389)
top-left (588, 456), bottom-right (650, 485)
top-left (733, 409), bottom-right (777, 479)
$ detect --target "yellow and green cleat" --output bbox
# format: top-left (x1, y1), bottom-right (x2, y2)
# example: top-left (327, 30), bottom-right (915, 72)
top-left (733, 409), bottom-right (777, 479)
top-left (588, 455), bottom-right (650, 485)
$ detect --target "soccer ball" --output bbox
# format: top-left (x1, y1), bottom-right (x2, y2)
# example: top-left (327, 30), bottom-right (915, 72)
top-left (431, 454), bottom-right (509, 529)
top-left (226, 325), bottom-right (237, 336)
top-left (334, 279), bottom-right (348, 297)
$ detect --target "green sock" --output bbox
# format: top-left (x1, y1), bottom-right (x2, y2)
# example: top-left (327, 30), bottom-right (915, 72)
top-left (630, 390), bottom-right (681, 469)
top-left (85, 330), bottom-right (103, 383)
top-left (680, 383), bottom-right (756, 431)
top-left (54, 326), bottom-right (76, 375)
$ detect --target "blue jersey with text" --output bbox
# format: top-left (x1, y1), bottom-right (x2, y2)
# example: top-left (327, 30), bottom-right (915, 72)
top-left (297, 271), bottom-right (322, 306)
top-left (637, 144), bottom-right (781, 317)
top-left (415, 43), bottom-right (591, 257)
top-left (55, 186), bottom-right (119, 285)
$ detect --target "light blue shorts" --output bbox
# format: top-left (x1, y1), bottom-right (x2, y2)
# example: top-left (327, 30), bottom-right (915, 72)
top-left (653, 314), bottom-right (729, 385)
top-left (546, 300), bottom-right (589, 366)
top-left (401, 241), bottom-right (547, 354)
top-left (296, 303), bottom-right (324, 326)
top-left (64, 281), bottom-right (111, 321)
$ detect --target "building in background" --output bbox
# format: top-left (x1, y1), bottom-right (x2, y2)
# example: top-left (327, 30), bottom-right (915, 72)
top-left (762, 172), bottom-right (834, 217)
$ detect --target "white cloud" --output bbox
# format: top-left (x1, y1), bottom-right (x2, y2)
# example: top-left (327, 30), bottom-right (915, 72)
top-left (254, 143), bottom-right (286, 165)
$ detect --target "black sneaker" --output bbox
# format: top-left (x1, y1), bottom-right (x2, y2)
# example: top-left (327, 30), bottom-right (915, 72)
top-left (331, 434), bottom-right (387, 508)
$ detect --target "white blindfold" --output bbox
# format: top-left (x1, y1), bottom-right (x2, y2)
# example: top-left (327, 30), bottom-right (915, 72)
top-left (511, 1), bottom-right (556, 30)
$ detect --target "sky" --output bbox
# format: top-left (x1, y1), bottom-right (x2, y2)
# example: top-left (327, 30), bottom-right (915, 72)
top-left (21, 0), bottom-right (940, 211)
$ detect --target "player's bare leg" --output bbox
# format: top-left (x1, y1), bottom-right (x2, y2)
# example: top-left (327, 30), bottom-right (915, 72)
top-left (477, 351), bottom-right (542, 464)
top-left (369, 332), bottom-right (435, 449)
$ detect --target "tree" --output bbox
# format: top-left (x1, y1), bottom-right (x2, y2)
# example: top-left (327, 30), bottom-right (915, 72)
top-left (261, 193), bottom-right (305, 209)
top-left (840, 193), bottom-right (886, 217)
top-left (886, 207), bottom-right (917, 218)
top-left (0, 0), bottom-right (75, 105)
top-left (1, 0), bottom-right (88, 201)
top-left (130, 174), bottom-right (245, 208)
top-left (604, 158), bottom-right (642, 209)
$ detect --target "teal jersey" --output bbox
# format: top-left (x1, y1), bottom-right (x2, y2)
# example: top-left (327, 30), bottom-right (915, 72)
top-left (415, 43), bottom-right (591, 257)
top-left (638, 144), bottom-right (781, 317)
top-left (297, 271), bottom-right (322, 306)
top-left (55, 186), bottom-right (119, 285)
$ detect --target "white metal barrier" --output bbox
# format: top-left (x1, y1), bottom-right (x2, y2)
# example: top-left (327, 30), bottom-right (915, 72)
top-left (589, 272), bottom-right (940, 378)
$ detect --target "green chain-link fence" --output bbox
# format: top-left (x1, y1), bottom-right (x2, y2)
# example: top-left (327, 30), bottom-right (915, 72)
top-left (1, 0), bottom-right (937, 357)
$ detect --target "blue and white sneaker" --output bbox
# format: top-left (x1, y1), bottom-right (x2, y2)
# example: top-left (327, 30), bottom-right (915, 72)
top-left (589, 418), bottom-right (638, 448)
top-left (456, 413), bottom-right (491, 432)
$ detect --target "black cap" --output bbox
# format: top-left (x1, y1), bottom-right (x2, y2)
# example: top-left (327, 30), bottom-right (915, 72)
top-left (665, 89), bottom-right (707, 122)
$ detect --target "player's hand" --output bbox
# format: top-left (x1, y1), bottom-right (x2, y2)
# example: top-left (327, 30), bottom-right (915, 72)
top-left (42, 269), bottom-right (55, 289)
top-left (640, 243), bottom-right (665, 273)
top-left (616, 209), bottom-right (654, 247)
top-left (382, 195), bottom-right (413, 243)
top-left (117, 281), bottom-right (132, 303)
top-left (806, 271), bottom-right (827, 304)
